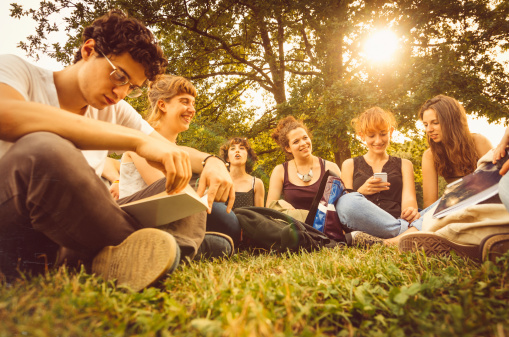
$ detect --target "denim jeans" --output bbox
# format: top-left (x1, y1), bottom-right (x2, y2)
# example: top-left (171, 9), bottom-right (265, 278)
top-left (206, 202), bottom-right (241, 246)
top-left (335, 192), bottom-right (435, 238)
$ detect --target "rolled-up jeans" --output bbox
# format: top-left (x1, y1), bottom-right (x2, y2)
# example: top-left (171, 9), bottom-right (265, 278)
top-left (335, 192), bottom-right (434, 238)
top-left (0, 132), bottom-right (205, 277)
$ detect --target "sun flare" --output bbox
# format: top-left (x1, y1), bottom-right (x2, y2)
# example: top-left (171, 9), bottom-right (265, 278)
top-left (364, 30), bottom-right (399, 63)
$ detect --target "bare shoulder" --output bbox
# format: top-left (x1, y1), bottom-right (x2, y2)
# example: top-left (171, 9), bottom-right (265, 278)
top-left (422, 148), bottom-right (433, 160)
top-left (325, 160), bottom-right (342, 176)
top-left (254, 177), bottom-right (265, 189)
top-left (341, 158), bottom-right (354, 170)
top-left (401, 158), bottom-right (414, 169)
top-left (472, 133), bottom-right (493, 156)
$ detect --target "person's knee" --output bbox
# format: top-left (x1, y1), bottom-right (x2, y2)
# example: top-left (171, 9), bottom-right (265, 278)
top-left (206, 202), bottom-right (241, 244)
top-left (19, 132), bottom-right (87, 172)
top-left (336, 192), bottom-right (362, 215)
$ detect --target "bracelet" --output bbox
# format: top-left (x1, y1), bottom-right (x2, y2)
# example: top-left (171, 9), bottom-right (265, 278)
top-left (202, 155), bottom-right (229, 168)
top-left (113, 180), bottom-right (120, 184)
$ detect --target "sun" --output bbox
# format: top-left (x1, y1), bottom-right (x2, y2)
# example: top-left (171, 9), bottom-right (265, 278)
top-left (364, 30), bottom-right (399, 63)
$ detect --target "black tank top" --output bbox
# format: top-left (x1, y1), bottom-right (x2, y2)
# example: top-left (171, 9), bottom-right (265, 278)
top-left (232, 177), bottom-right (256, 210)
top-left (352, 156), bottom-right (402, 218)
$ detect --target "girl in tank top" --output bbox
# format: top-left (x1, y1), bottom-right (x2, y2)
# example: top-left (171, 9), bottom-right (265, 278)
top-left (219, 137), bottom-right (265, 209)
top-left (266, 116), bottom-right (341, 210)
top-left (336, 107), bottom-right (420, 239)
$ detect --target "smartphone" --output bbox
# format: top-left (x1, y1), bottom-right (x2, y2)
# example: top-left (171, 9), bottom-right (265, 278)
top-left (374, 172), bottom-right (388, 183)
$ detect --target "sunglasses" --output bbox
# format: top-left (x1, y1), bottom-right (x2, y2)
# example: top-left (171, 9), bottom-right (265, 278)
top-left (100, 51), bottom-right (145, 98)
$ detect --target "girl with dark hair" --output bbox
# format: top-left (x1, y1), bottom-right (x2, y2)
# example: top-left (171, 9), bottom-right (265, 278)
top-left (419, 95), bottom-right (492, 207)
top-left (219, 137), bottom-right (265, 209)
top-left (266, 116), bottom-right (341, 209)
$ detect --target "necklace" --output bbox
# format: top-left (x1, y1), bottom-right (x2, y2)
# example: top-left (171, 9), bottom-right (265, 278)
top-left (294, 160), bottom-right (313, 182)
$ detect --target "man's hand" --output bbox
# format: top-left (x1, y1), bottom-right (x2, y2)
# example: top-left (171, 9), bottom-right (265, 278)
top-left (136, 137), bottom-right (192, 194)
top-left (196, 157), bottom-right (235, 213)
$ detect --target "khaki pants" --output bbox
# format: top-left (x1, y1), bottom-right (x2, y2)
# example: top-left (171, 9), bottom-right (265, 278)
top-left (422, 203), bottom-right (509, 245)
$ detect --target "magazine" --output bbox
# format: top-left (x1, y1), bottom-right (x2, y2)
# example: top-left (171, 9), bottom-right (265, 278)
top-left (432, 161), bottom-right (502, 218)
top-left (120, 185), bottom-right (209, 226)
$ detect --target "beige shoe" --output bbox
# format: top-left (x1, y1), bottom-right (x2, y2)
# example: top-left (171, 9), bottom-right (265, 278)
top-left (399, 232), bottom-right (480, 261)
top-left (92, 228), bottom-right (180, 291)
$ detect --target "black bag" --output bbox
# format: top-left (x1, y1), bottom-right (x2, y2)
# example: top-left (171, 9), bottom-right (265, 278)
top-left (235, 207), bottom-right (345, 252)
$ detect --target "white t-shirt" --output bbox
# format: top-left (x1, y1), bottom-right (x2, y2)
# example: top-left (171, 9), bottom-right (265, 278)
top-left (0, 54), bottom-right (154, 175)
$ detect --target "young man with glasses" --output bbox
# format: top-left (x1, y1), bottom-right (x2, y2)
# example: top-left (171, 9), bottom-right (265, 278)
top-left (0, 10), bottom-right (234, 291)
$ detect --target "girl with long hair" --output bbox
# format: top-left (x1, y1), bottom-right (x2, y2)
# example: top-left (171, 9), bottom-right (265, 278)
top-left (420, 95), bottom-right (492, 207)
top-left (266, 116), bottom-right (341, 209)
top-left (219, 137), bottom-right (265, 209)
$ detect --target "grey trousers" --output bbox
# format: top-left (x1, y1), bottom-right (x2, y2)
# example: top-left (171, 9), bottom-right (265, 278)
top-left (0, 132), bottom-right (205, 277)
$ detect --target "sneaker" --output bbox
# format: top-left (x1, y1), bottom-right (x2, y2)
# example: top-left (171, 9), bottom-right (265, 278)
top-left (346, 231), bottom-right (384, 247)
top-left (480, 233), bottom-right (509, 263)
top-left (92, 228), bottom-right (180, 292)
top-left (398, 232), bottom-right (480, 261)
top-left (194, 232), bottom-right (234, 261)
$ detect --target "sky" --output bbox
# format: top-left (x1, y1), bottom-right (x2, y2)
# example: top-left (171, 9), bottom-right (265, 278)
top-left (1, 0), bottom-right (507, 146)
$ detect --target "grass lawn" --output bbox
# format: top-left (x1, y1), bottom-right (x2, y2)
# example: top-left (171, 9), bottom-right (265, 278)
top-left (1, 245), bottom-right (508, 336)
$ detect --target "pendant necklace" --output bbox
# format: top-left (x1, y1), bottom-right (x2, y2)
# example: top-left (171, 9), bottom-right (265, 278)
top-left (294, 159), bottom-right (313, 182)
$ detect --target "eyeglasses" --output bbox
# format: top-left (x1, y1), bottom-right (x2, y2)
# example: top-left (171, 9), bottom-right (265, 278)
top-left (100, 51), bottom-right (145, 98)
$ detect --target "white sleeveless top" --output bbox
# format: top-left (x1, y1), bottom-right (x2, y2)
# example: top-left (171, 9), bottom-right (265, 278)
top-left (119, 162), bottom-right (148, 199)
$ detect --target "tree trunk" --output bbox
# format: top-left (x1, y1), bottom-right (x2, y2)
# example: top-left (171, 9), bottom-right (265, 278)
top-left (333, 135), bottom-right (351, 168)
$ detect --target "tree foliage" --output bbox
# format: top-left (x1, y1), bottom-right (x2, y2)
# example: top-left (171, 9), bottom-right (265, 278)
top-left (10, 0), bottom-right (509, 186)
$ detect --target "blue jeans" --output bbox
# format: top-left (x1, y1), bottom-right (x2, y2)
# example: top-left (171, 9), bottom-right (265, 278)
top-left (335, 192), bottom-right (434, 238)
top-left (206, 202), bottom-right (241, 245)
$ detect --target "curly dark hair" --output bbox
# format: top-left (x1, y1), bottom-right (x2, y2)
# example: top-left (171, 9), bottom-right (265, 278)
top-left (219, 137), bottom-right (258, 173)
top-left (271, 116), bottom-right (311, 160)
top-left (418, 95), bottom-right (478, 179)
top-left (73, 9), bottom-right (167, 81)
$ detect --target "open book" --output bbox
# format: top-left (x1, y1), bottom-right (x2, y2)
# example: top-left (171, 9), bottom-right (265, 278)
top-left (121, 185), bottom-right (209, 227)
top-left (433, 161), bottom-right (502, 219)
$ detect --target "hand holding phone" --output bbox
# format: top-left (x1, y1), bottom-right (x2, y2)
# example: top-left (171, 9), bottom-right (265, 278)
top-left (374, 172), bottom-right (387, 183)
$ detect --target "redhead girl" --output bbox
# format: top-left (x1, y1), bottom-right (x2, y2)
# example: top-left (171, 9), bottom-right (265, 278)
top-left (219, 137), bottom-right (265, 209)
top-left (336, 107), bottom-right (419, 239)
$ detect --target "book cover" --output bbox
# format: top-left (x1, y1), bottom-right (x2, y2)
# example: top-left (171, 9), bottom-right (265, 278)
top-left (432, 161), bottom-right (502, 219)
top-left (121, 185), bottom-right (209, 227)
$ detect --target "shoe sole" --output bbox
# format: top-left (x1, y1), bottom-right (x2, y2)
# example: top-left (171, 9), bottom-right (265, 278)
top-left (481, 233), bottom-right (509, 263)
top-left (399, 232), bottom-right (480, 261)
top-left (92, 228), bottom-right (180, 291)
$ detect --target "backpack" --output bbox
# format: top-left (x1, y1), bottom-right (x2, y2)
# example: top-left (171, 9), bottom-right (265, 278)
top-left (234, 207), bottom-right (346, 252)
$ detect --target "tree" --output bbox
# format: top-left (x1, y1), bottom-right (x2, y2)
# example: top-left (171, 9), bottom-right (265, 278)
top-left (10, 0), bottom-right (509, 180)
